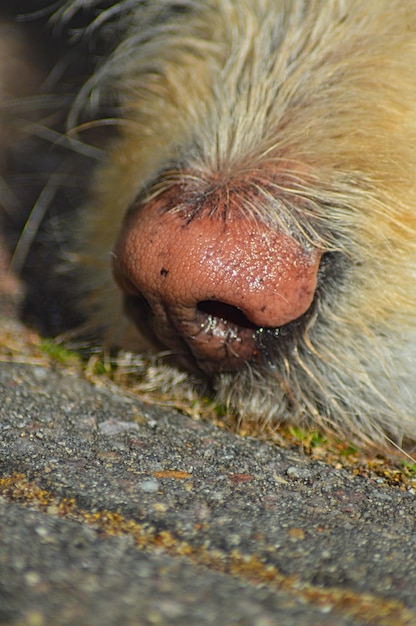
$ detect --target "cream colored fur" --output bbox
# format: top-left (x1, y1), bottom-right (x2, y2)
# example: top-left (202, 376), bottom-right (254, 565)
top-left (26, 2), bottom-right (416, 445)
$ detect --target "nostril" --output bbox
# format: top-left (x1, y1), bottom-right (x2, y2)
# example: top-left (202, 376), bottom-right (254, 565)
top-left (197, 300), bottom-right (259, 330)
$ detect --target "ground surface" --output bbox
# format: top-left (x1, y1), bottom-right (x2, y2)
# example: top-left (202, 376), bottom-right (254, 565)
top-left (1, 262), bottom-right (416, 626)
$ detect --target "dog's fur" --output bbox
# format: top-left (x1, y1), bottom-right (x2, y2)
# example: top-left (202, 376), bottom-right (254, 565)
top-left (3, 1), bottom-right (416, 448)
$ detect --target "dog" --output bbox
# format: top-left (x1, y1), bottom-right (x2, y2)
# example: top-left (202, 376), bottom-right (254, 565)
top-left (3, 1), bottom-right (416, 449)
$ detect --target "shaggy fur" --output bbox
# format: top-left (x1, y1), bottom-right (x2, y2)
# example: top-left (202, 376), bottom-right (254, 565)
top-left (4, 1), bottom-right (416, 448)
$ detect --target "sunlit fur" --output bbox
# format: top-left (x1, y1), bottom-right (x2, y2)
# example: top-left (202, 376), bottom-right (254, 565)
top-left (18, 1), bottom-right (416, 446)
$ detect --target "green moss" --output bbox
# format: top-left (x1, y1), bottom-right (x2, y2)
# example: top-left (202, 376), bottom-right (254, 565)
top-left (288, 426), bottom-right (328, 448)
top-left (39, 339), bottom-right (81, 366)
top-left (340, 443), bottom-right (359, 457)
top-left (401, 461), bottom-right (416, 476)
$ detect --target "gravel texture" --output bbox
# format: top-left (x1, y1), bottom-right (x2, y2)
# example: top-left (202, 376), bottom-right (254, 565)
top-left (0, 287), bottom-right (416, 625)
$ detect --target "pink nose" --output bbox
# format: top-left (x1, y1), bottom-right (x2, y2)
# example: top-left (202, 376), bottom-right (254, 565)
top-left (112, 190), bottom-right (321, 373)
